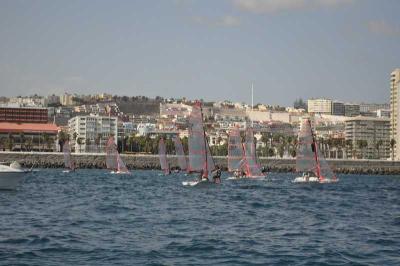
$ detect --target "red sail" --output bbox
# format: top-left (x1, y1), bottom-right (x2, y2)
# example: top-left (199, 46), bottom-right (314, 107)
top-left (228, 127), bottom-right (244, 172)
top-left (296, 118), bottom-right (336, 181)
top-left (188, 102), bottom-right (215, 177)
top-left (296, 118), bottom-right (318, 175)
top-left (63, 140), bottom-right (74, 170)
top-left (173, 135), bottom-right (187, 171)
top-left (106, 136), bottom-right (118, 170)
top-left (158, 138), bottom-right (169, 174)
top-left (117, 153), bottom-right (129, 173)
top-left (243, 127), bottom-right (263, 177)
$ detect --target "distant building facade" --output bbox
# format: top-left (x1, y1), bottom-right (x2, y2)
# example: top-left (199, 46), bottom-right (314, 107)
top-left (345, 116), bottom-right (390, 159)
top-left (0, 107), bottom-right (48, 123)
top-left (331, 101), bottom-right (345, 116)
top-left (344, 103), bottom-right (360, 117)
top-left (307, 98), bottom-right (332, 114)
top-left (0, 122), bottom-right (59, 152)
top-left (60, 93), bottom-right (74, 106)
top-left (68, 115), bottom-right (117, 153)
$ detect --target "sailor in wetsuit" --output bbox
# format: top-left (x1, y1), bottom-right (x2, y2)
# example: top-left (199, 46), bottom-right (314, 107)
top-left (212, 166), bottom-right (222, 184)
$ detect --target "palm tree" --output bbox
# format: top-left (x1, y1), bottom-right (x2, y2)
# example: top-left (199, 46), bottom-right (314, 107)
top-left (390, 138), bottom-right (396, 161)
top-left (58, 130), bottom-right (68, 152)
top-left (345, 139), bottom-right (353, 159)
top-left (95, 133), bottom-right (102, 153)
top-left (46, 137), bottom-right (54, 151)
top-left (42, 133), bottom-right (49, 151)
top-left (5, 133), bottom-right (14, 151)
top-left (375, 139), bottom-right (383, 159)
top-left (86, 138), bottom-right (91, 152)
top-left (357, 139), bottom-right (368, 159)
top-left (25, 137), bottom-right (33, 152)
top-left (72, 132), bottom-right (78, 152)
top-left (19, 133), bottom-right (25, 151)
top-left (76, 138), bottom-right (83, 153)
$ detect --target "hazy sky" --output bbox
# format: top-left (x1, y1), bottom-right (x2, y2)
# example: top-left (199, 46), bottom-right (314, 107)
top-left (0, 0), bottom-right (399, 106)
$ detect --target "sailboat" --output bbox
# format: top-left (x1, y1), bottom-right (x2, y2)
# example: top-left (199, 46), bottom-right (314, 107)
top-left (227, 126), bottom-right (246, 179)
top-left (62, 140), bottom-right (75, 173)
top-left (243, 127), bottom-right (265, 178)
top-left (172, 135), bottom-right (187, 172)
top-left (293, 118), bottom-right (338, 183)
top-left (106, 136), bottom-right (130, 174)
top-left (158, 137), bottom-right (170, 175)
top-left (183, 101), bottom-right (217, 186)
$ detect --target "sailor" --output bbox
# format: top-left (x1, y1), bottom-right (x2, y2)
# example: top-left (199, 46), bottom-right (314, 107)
top-left (261, 166), bottom-right (267, 174)
top-left (199, 169), bottom-right (209, 182)
top-left (166, 163), bottom-right (171, 175)
top-left (212, 165), bottom-right (222, 184)
top-left (234, 169), bottom-right (240, 178)
top-left (241, 169), bottom-right (246, 178)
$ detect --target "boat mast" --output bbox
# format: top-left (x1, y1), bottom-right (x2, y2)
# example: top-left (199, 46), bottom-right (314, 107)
top-left (199, 102), bottom-right (208, 177)
top-left (309, 119), bottom-right (321, 179)
top-left (251, 82), bottom-right (254, 128)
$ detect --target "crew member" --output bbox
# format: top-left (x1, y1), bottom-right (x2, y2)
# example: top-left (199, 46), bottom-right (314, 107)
top-left (212, 166), bottom-right (222, 184)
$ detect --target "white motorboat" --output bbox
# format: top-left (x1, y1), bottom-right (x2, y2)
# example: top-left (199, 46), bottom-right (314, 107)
top-left (0, 161), bottom-right (29, 190)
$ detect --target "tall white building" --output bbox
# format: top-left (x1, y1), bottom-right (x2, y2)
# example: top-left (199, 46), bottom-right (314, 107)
top-left (307, 98), bottom-right (332, 114)
top-left (68, 115), bottom-right (117, 153)
top-left (390, 69), bottom-right (400, 159)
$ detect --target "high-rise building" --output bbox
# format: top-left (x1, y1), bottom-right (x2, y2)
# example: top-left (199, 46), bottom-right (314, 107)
top-left (307, 98), bottom-right (332, 114)
top-left (390, 69), bottom-right (400, 159)
top-left (68, 115), bottom-right (117, 153)
top-left (331, 101), bottom-right (345, 116)
top-left (345, 116), bottom-right (390, 159)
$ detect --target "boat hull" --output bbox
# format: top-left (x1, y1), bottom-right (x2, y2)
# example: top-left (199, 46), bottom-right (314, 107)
top-left (292, 176), bottom-right (320, 183)
top-left (0, 171), bottom-right (25, 190)
top-left (292, 176), bottom-right (339, 183)
top-left (227, 175), bottom-right (266, 180)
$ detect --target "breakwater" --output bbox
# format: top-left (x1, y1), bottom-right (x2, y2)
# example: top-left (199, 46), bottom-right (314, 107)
top-left (1, 152), bottom-right (400, 175)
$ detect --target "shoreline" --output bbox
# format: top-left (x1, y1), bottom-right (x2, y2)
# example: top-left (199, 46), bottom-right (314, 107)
top-left (1, 152), bottom-right (399, 175)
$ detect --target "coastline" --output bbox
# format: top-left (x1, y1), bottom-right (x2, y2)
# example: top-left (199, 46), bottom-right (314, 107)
top-left (0, 151), bottom-right (399, 175)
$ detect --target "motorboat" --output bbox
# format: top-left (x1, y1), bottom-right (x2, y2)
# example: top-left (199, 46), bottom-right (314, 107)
top-left (0, 161), bottom-right (29, 190)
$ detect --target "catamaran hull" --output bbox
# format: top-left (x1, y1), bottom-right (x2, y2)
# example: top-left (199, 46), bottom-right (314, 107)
top-left (0, 172), bottom-right (25, 190)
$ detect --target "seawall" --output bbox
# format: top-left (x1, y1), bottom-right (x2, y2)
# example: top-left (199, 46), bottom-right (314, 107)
top-left (1, 152), bottom-right (400, 175)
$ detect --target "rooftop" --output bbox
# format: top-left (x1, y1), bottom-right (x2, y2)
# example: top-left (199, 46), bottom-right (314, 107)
top-left (0, 122), bottom-right (59, 133)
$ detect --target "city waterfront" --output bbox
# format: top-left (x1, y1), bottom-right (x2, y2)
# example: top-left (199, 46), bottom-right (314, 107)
top-left (0, 169), bottom-right (399, 265)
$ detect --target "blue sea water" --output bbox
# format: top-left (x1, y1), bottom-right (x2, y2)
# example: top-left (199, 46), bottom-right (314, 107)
top-left (0, 169), bottom-right (399, 266)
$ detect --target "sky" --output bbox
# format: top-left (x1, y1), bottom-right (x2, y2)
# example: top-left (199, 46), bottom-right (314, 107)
top-left (0, 0), bottom-right (399, 106)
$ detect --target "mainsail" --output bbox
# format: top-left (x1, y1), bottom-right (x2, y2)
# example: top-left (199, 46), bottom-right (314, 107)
top-left (188, 102), bottom-right (215, 177)
top-left (116, 153), bottom-right (129, 173)
top-left (296, 118), bottom-right (336, 181)
top-left (63, 140), bottom-right (74, 170)
top-left (228, 127), bottom-right (244, 172)
top-left (158, 138), bottom-right (169, 174)
top-left (106, 136), bottom-right (118, 170)
top-left (243, 127), bottom-right (263, 177)
top-left (173, 135), bottom-right (187, 171)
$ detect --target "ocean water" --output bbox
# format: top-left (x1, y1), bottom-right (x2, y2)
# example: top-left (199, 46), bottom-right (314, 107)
top-left (0, 170), bottom-right (399, 266)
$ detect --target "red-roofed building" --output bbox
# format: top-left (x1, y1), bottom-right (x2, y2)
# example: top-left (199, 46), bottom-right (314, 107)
top-left (0, 122), bottom-right (59, 151)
